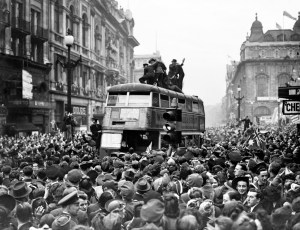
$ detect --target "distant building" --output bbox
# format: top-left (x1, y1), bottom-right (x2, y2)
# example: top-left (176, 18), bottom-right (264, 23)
top-left (225, 13), bottom-right (300, 123)
top-left (132, 51), bottom-right (162, 83)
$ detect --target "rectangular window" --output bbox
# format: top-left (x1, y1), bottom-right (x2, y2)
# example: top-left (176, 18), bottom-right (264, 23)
top-left (152, 93), bottom-right (159, 107)
top-left (160, 94), bottom-right (169, 108)
top-left (192, 101), bottom-right (199, 112)
top-left (107, 93), bottom-right (127, 106)
top-left (178, 98), bottom-right (186, 110)
top-left (128, 92), bottom-right (150, 106)
top-left (186, 99), bottom-right (192, 112)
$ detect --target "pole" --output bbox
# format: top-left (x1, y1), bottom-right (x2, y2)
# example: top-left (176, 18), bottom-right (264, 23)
top-left (278, 101), bottom-right (280, 127)
top-left (67, 45), bottom-right (72, 114)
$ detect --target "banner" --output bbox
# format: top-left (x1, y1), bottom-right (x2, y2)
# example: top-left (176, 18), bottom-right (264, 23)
top-left (283, 11), bottom-right (296, 20)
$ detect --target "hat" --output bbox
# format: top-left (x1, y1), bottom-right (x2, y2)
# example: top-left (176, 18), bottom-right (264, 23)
top-left (172, 59), bottom-right (177, 63)
top-left (99, 190), bottom-right (117, 210)
top-left (46, 165), bottom-right (59, 180)
top-left (228, 151), bottom-right (242, 163)
top-left (67, 169), bottom-right (82, 184)
top-left (105, 199), bottom-right (125, 212)
top-left (140, 199), bottom-right (165, 222)
top-left (103, 180), bottom-right (118, 192)
top-left (103, 174), bottom-right (116, 182)
top-left (10, 181), bottom-right (32, 199)
top-left (232, 177), bottom-right (249, 190)
top-left (120, 181), bottom-right (135, 200)
top-left (176, 147), bottom-right (186, 156)
top-left (135, 177), bottom-right (151, 192)
top-left (58, 191), bottom-right (79, 206)
top-left (0, 194), bottom-right (16, 213)
top-left (148, 58), bottom-right (156, 63)
top-left (40, 213), bottom-right (55, 228)
top-left (186, 173), bottom-right (203, 188)
top-left (143, 190), bottom-right (163, 203)
top-left (52, 214), bottom-right (71, 230)
top-left (253, 162), bottom-right (268, 174)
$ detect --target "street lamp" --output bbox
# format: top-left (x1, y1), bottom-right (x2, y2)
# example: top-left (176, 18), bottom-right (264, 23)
top-left (277, 98), bottom-right (281, 127)
top-left (64, 29), bottom-right (81, 114)
top-left (234, 85), bottom-right (244, 121)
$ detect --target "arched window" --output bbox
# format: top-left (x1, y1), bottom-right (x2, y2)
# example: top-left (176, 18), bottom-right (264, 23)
top-left (278, 74), bottom-right (290, 87)
top-left (94, 25), bottom-right (101, 54)
top-left (82, 13), bottom-right (88, 47)
top-left (256, 75), bottom-right (268, 97)
top-left (54, 0), bottom-right (60, 33)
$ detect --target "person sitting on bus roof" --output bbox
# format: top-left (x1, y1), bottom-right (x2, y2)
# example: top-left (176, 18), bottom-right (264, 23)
top-left (139, 62), bottom-right (155, 85)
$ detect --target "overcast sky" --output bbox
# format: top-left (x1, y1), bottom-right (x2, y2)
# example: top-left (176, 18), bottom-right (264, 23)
top-left (117, 0), bottom-right (300, 106)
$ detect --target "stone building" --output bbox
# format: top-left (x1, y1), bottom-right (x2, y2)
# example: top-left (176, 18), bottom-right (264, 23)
top-left (225, 13), bottom-right (300, 124)
top-left (0, 0), bottom-right (139, 135)
top-left (133, 51), bottom-right (162, 83)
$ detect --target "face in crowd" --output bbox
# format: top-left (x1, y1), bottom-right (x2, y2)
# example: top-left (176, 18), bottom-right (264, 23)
top-left (237, 181), bottom-right (248, 195)
top-left (246, 191), bottom-right (260, 208)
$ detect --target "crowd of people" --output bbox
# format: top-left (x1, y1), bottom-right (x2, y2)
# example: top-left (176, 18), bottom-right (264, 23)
top-left (1, 121), bottom-right (300, 230)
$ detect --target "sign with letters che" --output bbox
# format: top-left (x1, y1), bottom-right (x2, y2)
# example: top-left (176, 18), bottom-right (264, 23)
top-left (282, 100), bottom-right (300, 115)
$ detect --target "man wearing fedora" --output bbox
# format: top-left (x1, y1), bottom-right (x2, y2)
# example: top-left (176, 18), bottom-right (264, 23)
top-left (57, 191), bottom-right (80, 226)
top-left (133, 177), bottom-right (152, 201)
top-left (11, 181), bottom-right (32, 203)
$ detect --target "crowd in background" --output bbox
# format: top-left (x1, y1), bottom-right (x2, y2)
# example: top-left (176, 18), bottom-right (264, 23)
top-left (1, 121), bottom-right (300, 230)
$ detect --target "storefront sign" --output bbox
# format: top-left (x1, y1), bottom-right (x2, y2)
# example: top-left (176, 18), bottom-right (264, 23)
top-left (7, 100), bottom-right (29, 107)
top-left (65, 105), bottom-right (87, 115)
top-left (22, 70), bottom-right (33, 100)
top-left (282, 100), bottom-right (300, 115)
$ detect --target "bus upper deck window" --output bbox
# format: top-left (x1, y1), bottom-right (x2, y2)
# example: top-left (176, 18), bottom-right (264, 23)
top-left (178, 98), bottom-right (185, 110)
top-left (192, 101), bottom-right (199, 112)
top-left (128, 92), bottom-right (150, 106)
top-left (152, 93), bottom-right (159, 107)
top-left (160, 94), bottom-right (169, 108)
top-left (107, 93), bottom-right (127, 106)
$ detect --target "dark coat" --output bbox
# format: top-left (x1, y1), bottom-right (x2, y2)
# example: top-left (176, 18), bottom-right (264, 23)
top-left (247, 202), bottom-right (265, 213)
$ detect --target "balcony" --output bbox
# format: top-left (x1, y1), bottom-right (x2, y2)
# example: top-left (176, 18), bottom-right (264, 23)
top-left (31, 25), bottom-right (49, 42)
top-left (11, 17), bottom-right (30, 35)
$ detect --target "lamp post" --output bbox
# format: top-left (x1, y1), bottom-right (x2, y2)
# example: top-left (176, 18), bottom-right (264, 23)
top-left (234, 85), bottom-right (244, 121)
top-left (64, 29), bottom-right (81, 113)
top-left (277, 98), bottom-right (281, 127)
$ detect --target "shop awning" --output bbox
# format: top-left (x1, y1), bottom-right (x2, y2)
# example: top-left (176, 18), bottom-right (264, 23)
top-left (14, 123), bottom-right (40, 132)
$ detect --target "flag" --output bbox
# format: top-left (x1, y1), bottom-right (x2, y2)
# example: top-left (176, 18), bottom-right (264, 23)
top-left (285, 167), bottom-right (293, 175)
top-left (283, 11), bottom-right (296, 20)
top-left (146, 142), bottom-right (152, 154)
top-left (276, 23), bottom-right (282, 30)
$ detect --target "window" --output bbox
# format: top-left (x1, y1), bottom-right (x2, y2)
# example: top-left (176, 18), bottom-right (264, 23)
top-left (178, 98), bottom-right (186, 110)
top-left (192, 101), bottom-right (199, 113)
top-left (94, 25), bottom-right (101, 54)
top-left (186, 99), bottom-right (192, 112)
top-left (278, 74), bottom-right (289, 87)
top-left (160, 94), bottom-right (169, 108)
top-left (66, 6), bottom-right (74, 35)
top-left (256, 76), bottom-right (268, 97)
top-left (152, 93), bottom-right (159, 107)
top-left (54, 1), bottom-right (60, 33)
top-left (82, 14), bottom-right (88, 47)
top-left (107, 93), bottom-right (127, 106)
top-left (128, 92), bottom-right (150, 106)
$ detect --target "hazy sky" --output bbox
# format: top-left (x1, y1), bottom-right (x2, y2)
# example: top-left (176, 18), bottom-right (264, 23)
top-left (117, 0), bottom-right (300, 105)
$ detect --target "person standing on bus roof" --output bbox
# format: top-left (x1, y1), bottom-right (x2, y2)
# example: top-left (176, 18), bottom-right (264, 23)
top-left (168, 58), bottom-right (185, 90)
top-left (139, 62), bottom-right (155, 85)
top-left (150, 58), bottom-right (167, 87)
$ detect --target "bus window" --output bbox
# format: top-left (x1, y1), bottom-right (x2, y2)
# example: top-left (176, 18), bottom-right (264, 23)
top-left (128, 92), bottom-right (150, 106)
top-left (186, 99), bottom-right (192, 112)
top-left (152, 93), bottom-right (159, 107)
top-left (192, 101), bottom-right (199, 112)
top-left (178, 98), bottom-right (186, 110)
top-left (199, 102), bottom-right (205, 115)
top-left (160, 94), bottom-right (169, 108)
top-left (107, 93), bottom-right (127, 106)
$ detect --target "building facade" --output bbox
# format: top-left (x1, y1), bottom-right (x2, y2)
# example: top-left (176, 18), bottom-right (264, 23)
top-left (132, 51), bottom-right (162, 83)
top-left (0, 0), bottom-right (139, 135)
top-left (225, 13), bottom-right (300, 124)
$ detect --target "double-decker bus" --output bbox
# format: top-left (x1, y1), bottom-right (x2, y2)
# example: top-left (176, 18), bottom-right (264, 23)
top-left (101, 83), bottom-right (205, 153)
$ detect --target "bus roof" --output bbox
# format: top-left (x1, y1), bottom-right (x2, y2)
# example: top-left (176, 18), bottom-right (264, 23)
top-left (107, 83), bottom-right (203, 103)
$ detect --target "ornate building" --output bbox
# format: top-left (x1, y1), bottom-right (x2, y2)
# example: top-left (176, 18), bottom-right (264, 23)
top-left (225, 13), bottom-right (300, 124)
top-left (0, 0), bottom-right (139, 135)
top-left (133, 51), bottom-right (162, 83)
